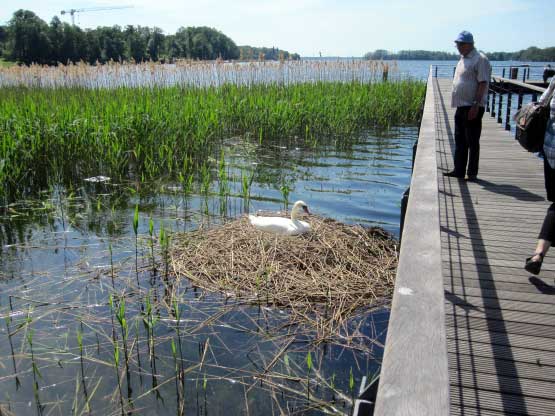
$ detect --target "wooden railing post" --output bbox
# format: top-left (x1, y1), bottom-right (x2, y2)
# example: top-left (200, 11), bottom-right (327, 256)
top-left (497, 91), bottom-right (503, 124)
top-left (505, 92), bottom-right (512, 130)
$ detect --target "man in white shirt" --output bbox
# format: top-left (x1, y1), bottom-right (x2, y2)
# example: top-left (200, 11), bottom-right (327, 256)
top-left (444, 31), bottom-right (491, 181)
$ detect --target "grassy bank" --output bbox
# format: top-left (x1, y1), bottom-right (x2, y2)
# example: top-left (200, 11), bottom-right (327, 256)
top-left (0, 80), bottom-right (425, 201)
top-left (0, 58), bottom-right (15, 68)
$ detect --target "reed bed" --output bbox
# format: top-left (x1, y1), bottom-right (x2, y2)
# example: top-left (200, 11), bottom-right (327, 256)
top-left (0, 59), bottom-right (400, 89)
top-left (0, 80), bottom-right (425, 202)
top-left (171, 215), bottom-right (397, 338)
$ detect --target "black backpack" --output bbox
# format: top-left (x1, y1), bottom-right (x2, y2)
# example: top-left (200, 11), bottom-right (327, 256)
top-left (514, 102), bottom-right (550, 152)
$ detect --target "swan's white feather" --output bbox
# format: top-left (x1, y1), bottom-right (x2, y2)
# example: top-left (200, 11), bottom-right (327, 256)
top-left (248, 215), bottom-right (311, 236)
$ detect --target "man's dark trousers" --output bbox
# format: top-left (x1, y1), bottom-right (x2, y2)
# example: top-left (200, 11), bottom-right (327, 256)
top-left (453, 106), bottom-right (485, 177)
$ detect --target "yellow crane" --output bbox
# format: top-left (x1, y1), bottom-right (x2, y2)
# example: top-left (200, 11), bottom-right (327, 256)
top-left (60, 5), bottom-right (133, 25)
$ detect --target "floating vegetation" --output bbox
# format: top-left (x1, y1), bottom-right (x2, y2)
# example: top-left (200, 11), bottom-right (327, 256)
top-left (171, 215), bottom-right (397, 338)
top-left (0, 80), bottom-right (425, 202)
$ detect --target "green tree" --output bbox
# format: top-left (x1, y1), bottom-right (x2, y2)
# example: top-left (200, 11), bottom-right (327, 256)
top-left (0, 25), bottom-right (7, 58)
top-left (7, 9), bottom-right (52, 64)
top-left (147, 27), bottom-right (165, 61)
top-left (97, 26), bottom-right (126, 62)
top-left (124, 25), bottom-right (148, 62)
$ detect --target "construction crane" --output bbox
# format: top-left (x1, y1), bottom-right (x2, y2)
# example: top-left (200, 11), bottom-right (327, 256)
top-left (60, 5), bottom-right (133, 25)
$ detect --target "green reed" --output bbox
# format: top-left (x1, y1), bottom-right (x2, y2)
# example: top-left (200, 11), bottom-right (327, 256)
top-left (25, 307), bottom-right (43, 415)
top-left (143, 293), bottom-right (160, 394)
top-left (77, 322), bottom-right (91, 415)
top-left (0, 81), bottom-right (425, 202)
top-left (148, 217), bottom-right (156, 275)
top-left (4, 298), bottom-right (21, 390)
top-left (109, 295), bottom-right (125, 415)
top-left (115, 297), bottom-right (133, 409)
top-left (306, 350), bottom-right (313, 404)
top-left (132, 204), bottom-right (141, 289)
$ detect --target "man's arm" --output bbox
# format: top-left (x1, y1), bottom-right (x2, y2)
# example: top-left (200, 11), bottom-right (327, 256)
top-left (468, 81), bottom-right (487, 120)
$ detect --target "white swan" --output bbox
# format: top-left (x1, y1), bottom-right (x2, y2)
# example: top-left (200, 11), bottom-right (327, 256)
top-left (248, 201), bottom-right (311, 235)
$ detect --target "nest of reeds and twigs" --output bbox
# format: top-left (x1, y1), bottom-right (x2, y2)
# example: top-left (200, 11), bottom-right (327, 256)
top-left (171, 214), bottom-right (398, 336)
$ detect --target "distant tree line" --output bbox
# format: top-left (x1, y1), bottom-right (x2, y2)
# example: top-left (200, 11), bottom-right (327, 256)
top-left (486, 47), bottom-right (555, 62)
top-left (364, 47), bottom-right (555, 62)
top-left (0, 9), bottom-right (299, 65)
top-left (238, 46), bottom-right (300, 61)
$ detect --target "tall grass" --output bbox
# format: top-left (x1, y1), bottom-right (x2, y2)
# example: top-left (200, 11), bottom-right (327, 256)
top-left (0, 80), bottom-right (425, 202)
top-left (0, 60), bottom-right (399, 89)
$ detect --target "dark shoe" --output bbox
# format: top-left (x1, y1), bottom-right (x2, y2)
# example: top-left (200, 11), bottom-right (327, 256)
top-left (525, 252), bottom-right (544, 275)
top-left (443, 171), bottom-right (464, 178)
top-left (466, 175), bottom-right (478, 182)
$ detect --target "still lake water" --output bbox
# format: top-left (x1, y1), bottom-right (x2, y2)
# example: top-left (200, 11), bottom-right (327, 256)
top-left (0, 124), bottom-right (414, 414)
top-left (1, 59), bottom-right (548, 414)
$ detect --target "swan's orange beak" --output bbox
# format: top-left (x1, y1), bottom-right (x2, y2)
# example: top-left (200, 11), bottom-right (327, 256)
top-left (303, 206), bottom-right (310, 215)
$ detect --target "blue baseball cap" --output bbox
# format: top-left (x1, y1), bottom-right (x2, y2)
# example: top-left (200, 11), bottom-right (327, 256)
top-left (454, 31), bottom-right (474, 44)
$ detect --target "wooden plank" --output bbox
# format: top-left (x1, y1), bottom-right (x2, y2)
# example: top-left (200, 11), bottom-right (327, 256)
top-left (445, 314), bottom-right (555, 339)
top-left (450, 386), bottom-right (555, 416)
top-left (450, 370), bottom-right (555, 400)
top-left (446, 305), bottom-right (555, 327)
top-left (492, 76), bottom-right (547, 93)
top-left (447, 338), bottom-right (555, 367)
top-left (446, 285), bottom-right (555, 305)
top-left (374, 74), bottom-right (449, 416)
top-left (445, 278), bottom-right (542, 295)
top-left (444, 293), bottom-right (555, 315)
top-left (446, 325), bottom-right (555, 352)
top-left (442, 260), bottom-right (555, 275)
top-left (448, 353), bottom-right (555, 382)
top-left (442, 249), bottom-right (543, 264)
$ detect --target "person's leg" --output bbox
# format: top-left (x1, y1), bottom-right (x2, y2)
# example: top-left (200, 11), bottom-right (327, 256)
top-left (526, 160), bottom-right (555, 273)
top-left (453, 107), bottom-right (469, 176)
top-left (530, 203), bottom-right (555, 262)
top-left (536, 160), bottom-right (555, 258)
top-left (466, 107), bottom-right (485, 178)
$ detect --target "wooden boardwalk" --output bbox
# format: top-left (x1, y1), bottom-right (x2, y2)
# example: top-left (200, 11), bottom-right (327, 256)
top-left (436, 78), bottom-right (555, 415)
top-left (374, 75), bottom-right (555, 416)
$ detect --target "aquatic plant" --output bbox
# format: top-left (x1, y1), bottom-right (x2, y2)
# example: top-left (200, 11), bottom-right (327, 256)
top-left (0, 80), bottom-right (425, 202)
top-left (25, 308), bottom-right (43, 415)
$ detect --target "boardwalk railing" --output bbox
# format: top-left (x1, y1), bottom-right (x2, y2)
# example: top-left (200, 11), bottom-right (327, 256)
top-left (432, 63), bottom-right (550, 133)
top-left (373, 69), bottom-right (450, 415)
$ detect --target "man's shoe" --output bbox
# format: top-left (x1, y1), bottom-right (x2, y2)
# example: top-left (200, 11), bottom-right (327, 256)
top-left (443, 171), bottom-right (464, 178)
top-left (466, 175), bottom-right (478, 181)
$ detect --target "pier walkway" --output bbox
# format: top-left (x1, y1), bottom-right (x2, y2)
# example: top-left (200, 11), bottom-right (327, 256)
top-left (374, 76), bottom-right (555, 415)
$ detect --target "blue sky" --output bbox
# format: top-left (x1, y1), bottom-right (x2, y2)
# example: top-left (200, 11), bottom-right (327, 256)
top-left (1, 0), bottom-right (551, 56)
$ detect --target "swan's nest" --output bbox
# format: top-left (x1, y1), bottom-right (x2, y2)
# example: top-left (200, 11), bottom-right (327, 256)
top-left (171, 215), bottom-right (397, 332)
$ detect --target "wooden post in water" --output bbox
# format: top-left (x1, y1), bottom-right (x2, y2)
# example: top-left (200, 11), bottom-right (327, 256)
top-left (383, 67), bottom-right (389, 82)
top-left (497, 92), bottom-right (503, 124)
top-left (517, 92), bottom-right (523, 110)
top-left (505, 92), bottom-right (512, 130)
top-left (491, 90), bottom-right (496, 117)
